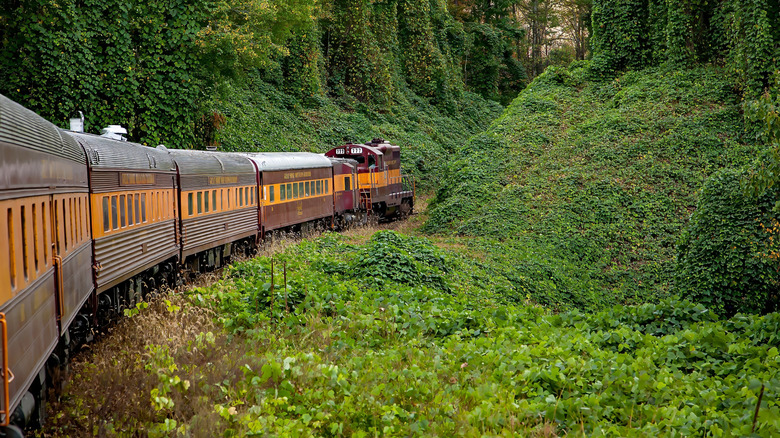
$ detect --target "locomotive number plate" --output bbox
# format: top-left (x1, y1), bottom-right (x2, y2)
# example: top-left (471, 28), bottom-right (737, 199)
top-left (350, 147), bottom-right (363, 154)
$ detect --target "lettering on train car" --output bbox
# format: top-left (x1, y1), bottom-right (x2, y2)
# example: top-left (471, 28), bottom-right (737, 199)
top-left (120, 173), bottom-right (155, 185)
top-left (385, 159), bottom-right (398, 167)
top-left (44, 158), bottom-right (76, 179)
top-left (208, 176), bottom-right (239, 185)
top-left (284, 171), bottom-right (312, 180)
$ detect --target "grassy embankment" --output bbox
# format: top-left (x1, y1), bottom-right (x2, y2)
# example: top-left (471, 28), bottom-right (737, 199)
top-left (425, 63), bottom-right (764, 310)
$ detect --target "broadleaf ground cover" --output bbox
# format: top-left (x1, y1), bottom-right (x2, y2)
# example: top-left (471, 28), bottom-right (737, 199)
top-left (46, 232), bottom-right (780, 436)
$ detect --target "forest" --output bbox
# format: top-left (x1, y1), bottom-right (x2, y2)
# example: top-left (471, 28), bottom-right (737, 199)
top-left (2, 0), bottom-right (780, 436)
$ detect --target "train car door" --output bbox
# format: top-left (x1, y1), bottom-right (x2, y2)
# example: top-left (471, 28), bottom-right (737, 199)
top-left (50, 195), bottom-right (64, 329)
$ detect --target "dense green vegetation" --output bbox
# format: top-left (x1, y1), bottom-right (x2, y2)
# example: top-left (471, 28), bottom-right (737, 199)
top-left (590, 0), bottom-right (779, 96)
top-left (676, 169), bottom-right (780, 317)
top-left (0, 0), bottom-right (525, 148)
top-left (5, 0), bottom-right (779, 434)
top-left (425, 63), bottom-right (766, 308)
top-left (208, 79), bottom-right (501, 188)
top-left (47, 232), bottom-right (780, 436)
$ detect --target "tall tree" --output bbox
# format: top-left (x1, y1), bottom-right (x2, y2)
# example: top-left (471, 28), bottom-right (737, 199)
top-left (513, 0), bottom-right (558, 77)
top-left (559, 0), bottom-right (591, 60)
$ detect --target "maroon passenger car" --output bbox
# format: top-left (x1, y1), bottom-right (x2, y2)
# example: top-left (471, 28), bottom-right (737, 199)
top-left (242, 153), bottom-right (334, 235)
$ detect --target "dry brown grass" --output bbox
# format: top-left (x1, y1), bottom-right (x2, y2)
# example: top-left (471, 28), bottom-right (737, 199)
top-left (40, 294), bottom-right (259, 437)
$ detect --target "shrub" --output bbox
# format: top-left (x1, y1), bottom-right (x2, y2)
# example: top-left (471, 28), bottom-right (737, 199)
top-left (675, 168), bottom-right (780, 316)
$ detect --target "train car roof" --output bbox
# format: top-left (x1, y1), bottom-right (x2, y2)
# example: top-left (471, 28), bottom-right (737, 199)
top-left (166, 148), bottom-right (255, 175)
top-left (68, 132), bottom-right (176, 171)
top-left (0, 94), bottom-right (86, 163)
top-left (328, 157), bottom-right (359, 165)
top-left (239, 152), bottom-right (333, 172)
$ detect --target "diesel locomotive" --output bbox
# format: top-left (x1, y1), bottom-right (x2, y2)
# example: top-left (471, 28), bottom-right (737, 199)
top-left (0, 93), bottom-right (414, 435)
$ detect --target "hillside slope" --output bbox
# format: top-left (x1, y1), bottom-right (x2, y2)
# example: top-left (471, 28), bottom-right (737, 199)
top-left (425, 63), bottom-right (763, 308)
top-left (209, 79), bottom-right (503, 189)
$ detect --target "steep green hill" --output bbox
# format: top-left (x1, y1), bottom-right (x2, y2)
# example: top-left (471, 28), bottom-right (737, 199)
top-left (209, 79), bottom-right (502, 189)
top-left (424, 63), bottom-right (764, 308)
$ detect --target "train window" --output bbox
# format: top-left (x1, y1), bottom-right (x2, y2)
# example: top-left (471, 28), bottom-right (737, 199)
top-left (298, 183), bottom-right (304, 198)
top-left (119, 195), bottom-right (126, 228)
top-left (188, 193), bottom-right (193, 216)
top-left (316, 180), bottom-right (322, 195)
top-left (42, 201), bottom-right (48, 263)
top-left (111, 196), bottom-right (118, 230)
top-left (293, 183), bottom-right (298, 199)
top-left (205, 190), bottom-right (210, 213)
top-left (79, 197), bottom-right (84, 242)
top-left (75, 198), bottom-right (80, 242)
top-left (7, 208), bottom-right (15, 289)
top-left (213, 191), bottom-right (217, 212)
top-left (345, 177), bottom-right (350, 191)
top-left (135, 194), bottom-right (140, 225)
top-left (227, 189), bottom-right (231, 209)
top-left (102, 197), bottom-right (110, 232)
top-left (279, 185), bottom-right (285, 201)
top-left (250, 187), bottom-right (254, 205)
top-left (63, 200), bottom-right (68, 250)
top-left (74, 197), bottom-right (79, 243)
top-left (32, 203), bottom-right (39, 272)
top-left (197, 192), bottom-right (203, 214)
top-left (141, 194), bottom-right (147, 222)
top-left (70, 198), bottom-right (75, 245)
top-left (325, 180), bottom-right (329, 194)
top-left (128, 195), bottom-right (134, 226)
top-left (286, 183), bottom-right (292, 200)
top-left (21, 205), bottom-right (28, 280)
top-left (238, 188), bottom-right (243, 207)
top-left (305, 181), bottom-right (310, 197)
top-left (52, 200), bottom-right (58, 253)
top-left (270, 186), bottom-right (275, 203)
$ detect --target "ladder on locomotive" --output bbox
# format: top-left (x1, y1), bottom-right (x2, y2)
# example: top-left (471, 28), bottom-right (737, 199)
top-left (360, 170), bottom-right (374, 213)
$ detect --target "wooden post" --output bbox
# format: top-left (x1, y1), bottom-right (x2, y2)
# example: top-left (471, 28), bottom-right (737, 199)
top-left (284, 261), bottom-right (289, 313)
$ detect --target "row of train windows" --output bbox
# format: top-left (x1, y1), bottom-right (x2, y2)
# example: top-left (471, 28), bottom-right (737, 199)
top-left (101, 192), bottom-right (169, 233)
top-left (187, 186), bottom-right (255, 217)
top-left (6, 196), bottom-right (87, 290)
top-left (268, 179), bottom-right (330, 203)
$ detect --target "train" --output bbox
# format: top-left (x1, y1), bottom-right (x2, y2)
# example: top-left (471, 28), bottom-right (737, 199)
top-left (0, 93), bottom-right (414, 435)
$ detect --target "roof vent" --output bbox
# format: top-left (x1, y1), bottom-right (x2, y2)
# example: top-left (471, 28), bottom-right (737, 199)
top-left (100, 125), bottom-right (127, 141)
top-left (69, 111), bottom-right (85, 132)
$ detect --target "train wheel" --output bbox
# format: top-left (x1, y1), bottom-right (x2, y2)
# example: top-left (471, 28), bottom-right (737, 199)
top-left (400, 198), bottom-right (412, 218)
top-left (0, 425), bottom-right (23, 438)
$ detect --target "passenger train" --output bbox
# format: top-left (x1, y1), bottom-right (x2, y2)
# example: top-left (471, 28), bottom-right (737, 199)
top-left (0, 94), bottom-right (414, 435)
